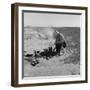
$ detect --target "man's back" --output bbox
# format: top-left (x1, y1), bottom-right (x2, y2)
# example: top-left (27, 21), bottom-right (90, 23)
top-left (55, 33), bottom-right (64, 44)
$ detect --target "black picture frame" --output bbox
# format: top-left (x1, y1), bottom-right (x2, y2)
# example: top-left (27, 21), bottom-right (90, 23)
top-left (11, 3), bottom-right (88, 87)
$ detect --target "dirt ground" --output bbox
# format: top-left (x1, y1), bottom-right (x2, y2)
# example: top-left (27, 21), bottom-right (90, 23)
top-left (24, 48), bottom-right (80, 77)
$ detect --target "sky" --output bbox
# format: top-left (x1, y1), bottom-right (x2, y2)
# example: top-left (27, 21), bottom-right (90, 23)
top-left (24, 12), bottom-right (81, 27)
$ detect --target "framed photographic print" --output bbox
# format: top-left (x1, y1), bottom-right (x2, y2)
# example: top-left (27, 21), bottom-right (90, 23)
top-left (11, 3), bottom-right (88, 87)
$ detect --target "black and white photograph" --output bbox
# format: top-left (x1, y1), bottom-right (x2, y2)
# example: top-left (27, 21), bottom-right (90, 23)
top-left (23, 11), bottom-right (81, 77)
top-left (11, 3), bottom-right (87, 87)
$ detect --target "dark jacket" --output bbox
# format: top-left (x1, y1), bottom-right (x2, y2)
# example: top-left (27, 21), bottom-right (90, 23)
top-left (55, 33), bottom-right (64, 44)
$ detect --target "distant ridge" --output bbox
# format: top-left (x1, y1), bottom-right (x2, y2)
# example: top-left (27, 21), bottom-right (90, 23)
top-left (24, 26), bottom-right (80, 29)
